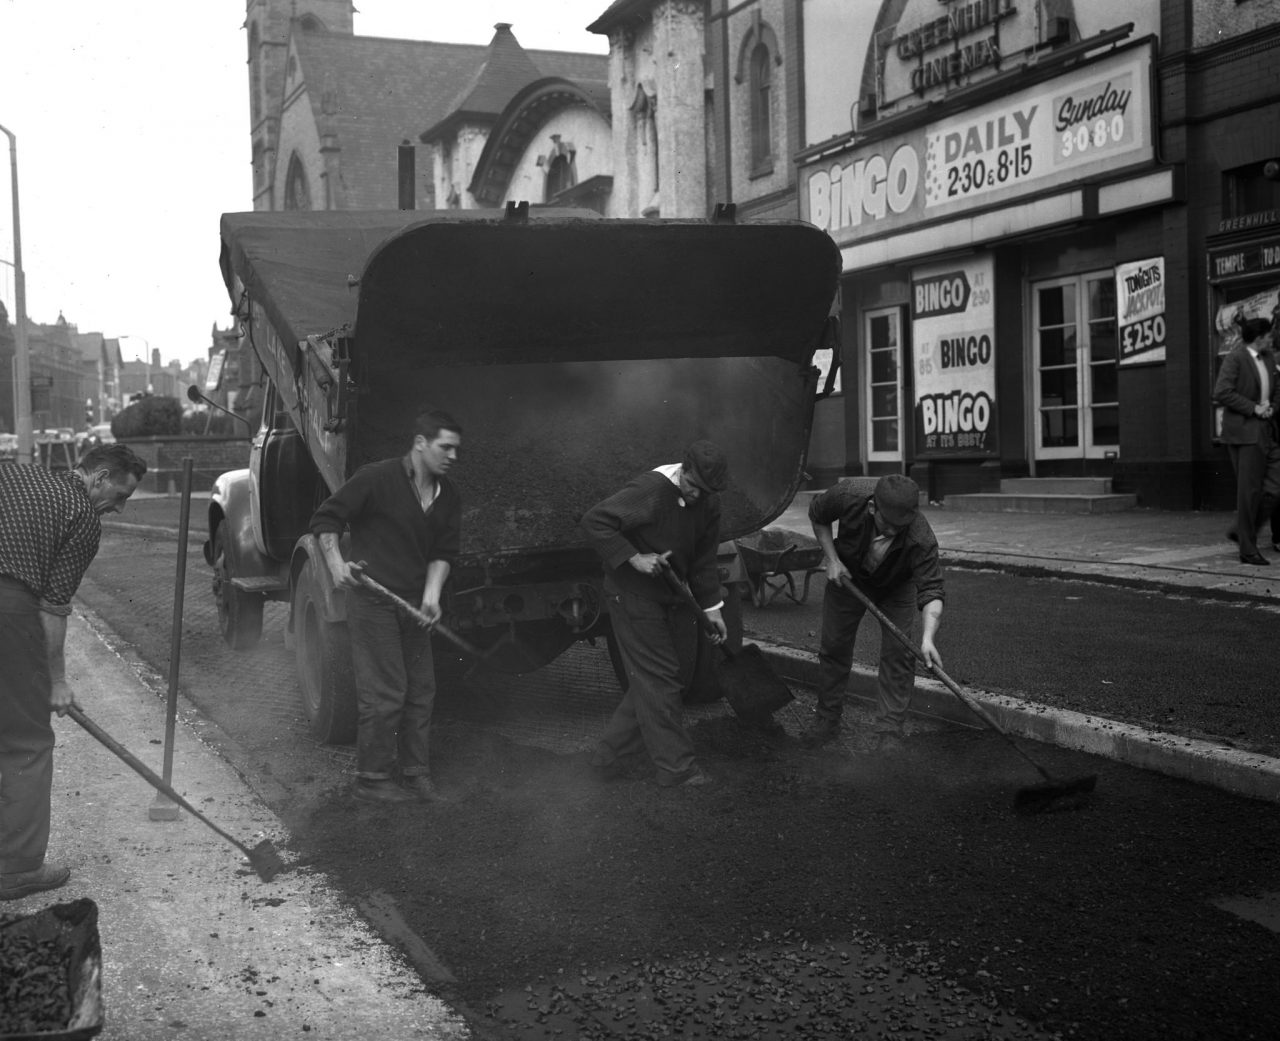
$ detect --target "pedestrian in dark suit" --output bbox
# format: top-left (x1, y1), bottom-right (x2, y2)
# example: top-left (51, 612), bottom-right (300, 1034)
top-left (1214, 313), bottom-right (1280, 565)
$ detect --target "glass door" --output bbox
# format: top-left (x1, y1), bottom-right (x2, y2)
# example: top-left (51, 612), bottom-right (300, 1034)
top-left (865, 306), bottom-right (903, 464)
top-left (1032, 271), bottom-right (1118, 460)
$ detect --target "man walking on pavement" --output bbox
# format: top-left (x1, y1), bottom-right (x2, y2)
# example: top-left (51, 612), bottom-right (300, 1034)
top-left (582, 440), bottom-right (729, 788)
top-left (802, 475), bottom-right (945, 754)
top-left (1214, 313), bottom-right (1280, 566)
top-left (1, 442), bottom-right (147, 901)
top-left (311, 409), bottom-right (462, 804)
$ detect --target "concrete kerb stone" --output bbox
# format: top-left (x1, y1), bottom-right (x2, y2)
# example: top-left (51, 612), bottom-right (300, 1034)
top-left (755, 640), bottom-right (1280, 806)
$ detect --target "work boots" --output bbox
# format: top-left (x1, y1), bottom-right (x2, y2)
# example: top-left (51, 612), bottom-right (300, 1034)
top-left (0, 863), bottom-right (71, 901)
top-left (800, 716), bottom-right (840, 749)
top-left (353, 778), bottom-right (416, 804)
top-left (399, 775), bottom-right (445, 802)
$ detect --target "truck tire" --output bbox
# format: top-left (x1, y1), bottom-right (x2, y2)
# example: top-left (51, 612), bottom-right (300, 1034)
top-left (293, 562), bottom-right (358, 745)
top-left (211, 525), bottom-right (264, 651)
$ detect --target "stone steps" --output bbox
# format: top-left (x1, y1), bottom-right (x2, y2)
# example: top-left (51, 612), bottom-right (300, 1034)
top-left (945, 477), bottom-right (1137, 514)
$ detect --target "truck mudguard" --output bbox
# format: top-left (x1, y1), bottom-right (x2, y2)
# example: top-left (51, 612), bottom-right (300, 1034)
top-left (206, 468), bottom-right (287, 586)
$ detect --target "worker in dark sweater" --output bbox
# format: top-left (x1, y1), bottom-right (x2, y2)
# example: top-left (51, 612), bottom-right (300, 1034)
top-left (582, 441), bottom-right (729, 788)
top-left (310, 408), bottom-right (462, 804)
top-left (802, 475), bottom-right (945, 754)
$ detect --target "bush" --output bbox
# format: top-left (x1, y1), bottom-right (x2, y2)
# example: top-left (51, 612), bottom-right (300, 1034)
top-left (180, 411), bottom-right (242, 436)
top-left (112, 395), bottom-right (183, 438)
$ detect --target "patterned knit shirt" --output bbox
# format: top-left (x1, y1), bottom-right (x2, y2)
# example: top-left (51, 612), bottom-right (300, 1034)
top-left (0, 464), bottom-right (102, 615)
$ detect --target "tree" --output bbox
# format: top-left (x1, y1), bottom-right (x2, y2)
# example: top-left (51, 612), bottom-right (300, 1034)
top-left (112, 395), bottom-right (183, 438)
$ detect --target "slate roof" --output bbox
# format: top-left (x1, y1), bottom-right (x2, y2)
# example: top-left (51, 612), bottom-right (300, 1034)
top-left (587, 0), bottom-right (653, 34)
top-left (289, 26), bottom-right (608, 209)
top-left (75, 331), bottom-right (105, 364)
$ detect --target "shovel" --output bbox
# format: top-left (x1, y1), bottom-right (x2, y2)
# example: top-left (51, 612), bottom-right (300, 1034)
top-left (836, 576), bottom-right (1097, 814)
top-left (67, 706), bottom-right (286, 882)
top-left (657, 564), bottom-right (794, 722)
top-left (352, 569), bottom-right (544, 675)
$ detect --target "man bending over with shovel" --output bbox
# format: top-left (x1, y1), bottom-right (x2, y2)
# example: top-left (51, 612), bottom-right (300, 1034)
top-left (1, 443), bottom-right (146, 900)
top-left (582, 440), bottom-right (729, 789)
top-left (801, 475), bottom-right (945, 754)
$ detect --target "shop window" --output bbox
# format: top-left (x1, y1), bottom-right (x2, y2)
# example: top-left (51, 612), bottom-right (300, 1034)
top-left (1225, 160), bottom-right (1280, 217)
top-left (1032, 271), bottom-right (1118, 459)
top-left (865, 307), bottom-right (903, 461)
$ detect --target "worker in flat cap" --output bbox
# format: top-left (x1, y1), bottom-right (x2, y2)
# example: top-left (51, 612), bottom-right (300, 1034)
top-left (802, 474), bottom-right (945, 754)
top-left (581, 440), bottom-right (729, 788)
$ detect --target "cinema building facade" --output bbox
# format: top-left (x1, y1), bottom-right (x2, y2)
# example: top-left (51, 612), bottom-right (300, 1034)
top-left (797, 0), bottom-right (1280, 509)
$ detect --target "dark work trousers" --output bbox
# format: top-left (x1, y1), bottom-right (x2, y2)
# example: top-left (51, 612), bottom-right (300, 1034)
top-left (814, 577), bottom-right (917, 737)
top-left (346, 590), bottom-right (436, 781)
top-left (1228, 423), bottom-right (1280, 556)
top-left (596, 584), bottom-right (700, 785)
top-left (0, 578), bottom-right (54, 875)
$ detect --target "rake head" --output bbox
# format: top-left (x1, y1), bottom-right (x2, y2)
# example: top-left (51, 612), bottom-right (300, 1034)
top-left (1013, 774), bottom-right (1098, 815)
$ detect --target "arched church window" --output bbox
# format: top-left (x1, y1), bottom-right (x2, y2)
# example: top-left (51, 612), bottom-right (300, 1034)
top-left (750, 41), bottom-right (772, 172)
top-left (284, 154), bottom-right (312, 210)
top-left (249, 24), bottom-right (261, 124)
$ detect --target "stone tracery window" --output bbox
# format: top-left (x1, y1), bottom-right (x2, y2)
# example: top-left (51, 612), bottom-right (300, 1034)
top-left (284, 154), bottom-right (312, 210)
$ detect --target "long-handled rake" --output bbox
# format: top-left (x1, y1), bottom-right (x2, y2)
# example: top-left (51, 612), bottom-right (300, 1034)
top-left (67, 706), bottom-right (286, 881)
top-left (837, 576), bottom-right (1097, 814)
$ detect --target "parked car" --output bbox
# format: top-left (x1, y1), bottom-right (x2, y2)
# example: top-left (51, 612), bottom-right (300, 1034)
top-left (78, 422), bottom-right (116, 449)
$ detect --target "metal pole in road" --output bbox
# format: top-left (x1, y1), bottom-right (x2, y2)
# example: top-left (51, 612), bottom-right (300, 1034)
top-left (0, 121), bottom-right (33, 466)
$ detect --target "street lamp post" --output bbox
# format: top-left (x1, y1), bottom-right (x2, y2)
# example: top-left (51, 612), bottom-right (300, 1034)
top-left (0, 121), bottom-right (33, 465)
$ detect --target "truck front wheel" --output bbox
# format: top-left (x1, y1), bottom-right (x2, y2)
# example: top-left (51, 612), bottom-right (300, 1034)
top-left (212, 525), bottom-right (264, 651)
top-left (294, 562), bottom-right (358, 745)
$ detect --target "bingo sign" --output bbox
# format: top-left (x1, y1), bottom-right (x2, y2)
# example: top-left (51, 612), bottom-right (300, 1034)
top-left (912, 256), bottom-right (998, 458)
top-left (804, 44), bottom-right (1154, 240)
top-left (1116, 257), bottom-right (1166, 366)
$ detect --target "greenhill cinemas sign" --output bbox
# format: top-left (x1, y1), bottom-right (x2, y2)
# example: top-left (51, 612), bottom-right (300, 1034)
top-left (802, 45), bottom-right (1154, 242)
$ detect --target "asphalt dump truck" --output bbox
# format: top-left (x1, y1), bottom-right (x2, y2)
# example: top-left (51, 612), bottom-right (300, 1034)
top-left (205, 207), bottom-right (841, 743)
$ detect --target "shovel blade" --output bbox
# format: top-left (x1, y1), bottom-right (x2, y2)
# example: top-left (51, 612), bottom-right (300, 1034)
top-left (716, 643), bottom-right (794, 721)
top-left (247, 839), bottom-right (287, 883)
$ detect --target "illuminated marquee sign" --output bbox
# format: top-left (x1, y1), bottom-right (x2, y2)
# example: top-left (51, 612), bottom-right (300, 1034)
top-left (802, 43), bottom-right (1155, 243)
top-left (895, 0), bottom-right (1016, 94)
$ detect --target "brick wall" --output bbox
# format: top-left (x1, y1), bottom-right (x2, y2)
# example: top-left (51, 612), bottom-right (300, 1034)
top-left (121, 437), bottom-right (252, 494)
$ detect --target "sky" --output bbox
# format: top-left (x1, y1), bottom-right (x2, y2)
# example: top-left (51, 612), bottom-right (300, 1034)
top-left (0, 0), bottom-right (610, 368)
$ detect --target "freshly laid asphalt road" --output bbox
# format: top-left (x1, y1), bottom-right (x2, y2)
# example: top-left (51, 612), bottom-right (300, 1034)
top-left (4, 488), bottom-right (1278, 1040)
top-left (103, 490), bottom-right (1280, 805)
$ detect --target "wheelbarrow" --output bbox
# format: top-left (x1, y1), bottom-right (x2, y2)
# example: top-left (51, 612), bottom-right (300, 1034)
top-left (734, 528), bottom-right (826, 607)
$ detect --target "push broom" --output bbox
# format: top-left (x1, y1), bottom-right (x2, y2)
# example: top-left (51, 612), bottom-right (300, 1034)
top-left (837, 576), bottom-right (1097, 814)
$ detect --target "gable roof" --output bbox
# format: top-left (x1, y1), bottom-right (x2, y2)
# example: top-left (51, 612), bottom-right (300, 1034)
top-left (75, 331), bottom-right (105, 364)
top-left (421, 23), bottom-right (545, 142)
top-left (286, 26), bottom-right (608, 207)
top-left (291, 32), bottom-right (487, 209)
